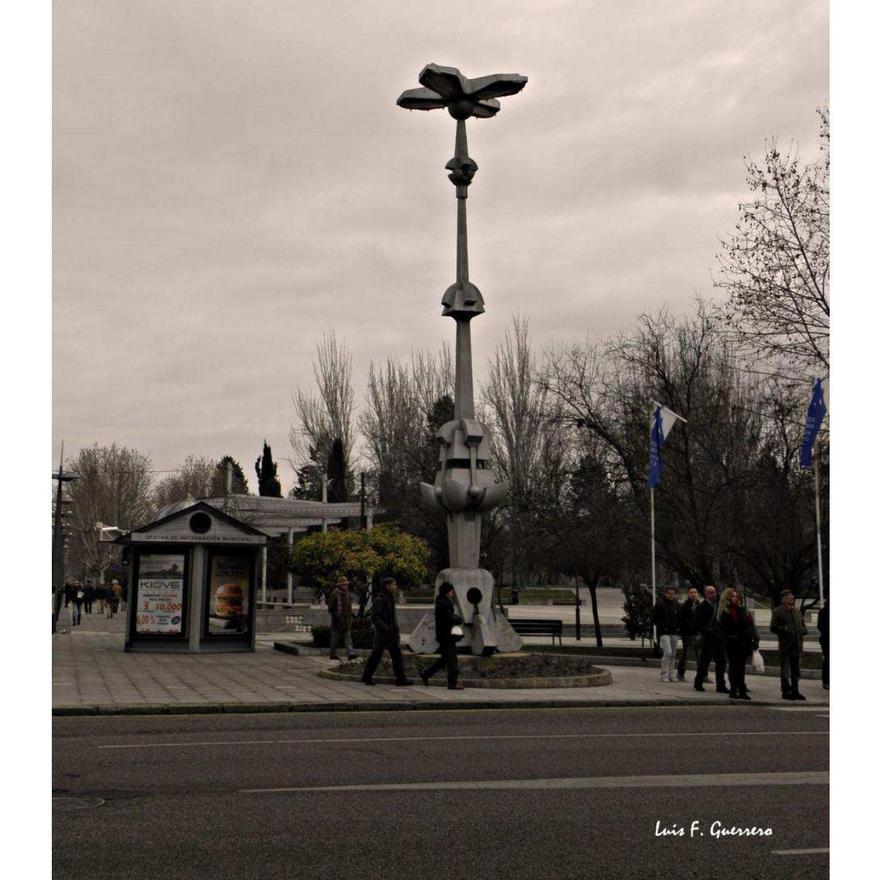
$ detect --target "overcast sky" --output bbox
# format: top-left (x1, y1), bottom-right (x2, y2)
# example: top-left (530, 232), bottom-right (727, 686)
top-left (53, 0), bottom-right (828, 489)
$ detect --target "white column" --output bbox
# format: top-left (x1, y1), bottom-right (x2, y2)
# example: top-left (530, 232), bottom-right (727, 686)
top-left (286, 528), bottom-right (294, 605)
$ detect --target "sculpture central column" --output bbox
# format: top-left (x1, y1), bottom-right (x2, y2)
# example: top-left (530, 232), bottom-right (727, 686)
top-left (396, 63), bottom-right (528, 655)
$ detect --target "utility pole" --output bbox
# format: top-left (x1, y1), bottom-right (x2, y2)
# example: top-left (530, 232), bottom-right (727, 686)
top-left (360, 472), bottom-right (366, 530)
top-left (52, 444), bottom-right (78, 632)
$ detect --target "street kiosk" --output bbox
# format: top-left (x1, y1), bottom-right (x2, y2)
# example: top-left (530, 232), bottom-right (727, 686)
top-left (116, 501), bottom-right (268, 653)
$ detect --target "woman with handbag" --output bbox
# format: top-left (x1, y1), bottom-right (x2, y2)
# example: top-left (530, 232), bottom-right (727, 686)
top-left (420, 582), bottom-right (464, 690)
top-left (718, 588), bottom-right (757, 701)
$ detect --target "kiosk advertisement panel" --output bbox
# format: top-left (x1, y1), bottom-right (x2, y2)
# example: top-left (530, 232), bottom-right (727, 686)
top-left (135, 553), bottom-right (186, 635)
top-left (207, 553), bottom-right (251, 636)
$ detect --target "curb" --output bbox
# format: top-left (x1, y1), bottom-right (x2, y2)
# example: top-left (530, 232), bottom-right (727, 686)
top-left (52, 695), bottom-right (829, 717)
top-left (318, 667), bottom-right (614, 689)
top-left (272, 642), bottom-right (823, 681)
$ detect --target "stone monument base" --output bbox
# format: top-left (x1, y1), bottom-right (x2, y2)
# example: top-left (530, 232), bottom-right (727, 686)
top-left (408, 568), bottom-right (523, 655)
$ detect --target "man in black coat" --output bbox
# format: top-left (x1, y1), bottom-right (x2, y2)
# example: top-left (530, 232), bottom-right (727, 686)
top-left (693, 585), bottom-right (729, 693)
top-left (361, 578), bottom-right (412, 686)
top-left (420, 582), bottom-right (464, 690)
top-left (676, 587), bottom-right (700, 682)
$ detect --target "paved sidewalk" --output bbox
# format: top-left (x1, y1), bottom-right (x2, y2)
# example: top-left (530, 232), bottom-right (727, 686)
top-left (52, 622), bottom-right (830, 715)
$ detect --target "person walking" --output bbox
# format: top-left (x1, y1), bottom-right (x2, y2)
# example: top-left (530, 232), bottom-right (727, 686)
top-left (676, 587), bottom-right (700, 682)
top-left (693, 586), bottom-right (728, 692)
top-left (104, 584), bottom-right (115, 619)
top-left (419, 582), bottom-right (464, 690)
top-left (327, 576), bottom-right (357, 661)
top-left (361, 578), bottom-right (412, 686)
top-left (817, 601), bottom-right (829, 690)
top-left (72, 584), bottom-right (84, 626)
top-left (770, 589), bottom-right (808, 701)
top-left (111, 580), bottom-right (122, 617)
top-left (83, 582), bottom-right (94, 615)
top-left (718, 588), bottom-right (757, 701)
top-left (652, 586), bottom-right (681, 683)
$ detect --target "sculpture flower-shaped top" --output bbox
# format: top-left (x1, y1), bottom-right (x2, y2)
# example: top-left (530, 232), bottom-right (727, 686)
top-left (397, 63), bottom-right (527, 120)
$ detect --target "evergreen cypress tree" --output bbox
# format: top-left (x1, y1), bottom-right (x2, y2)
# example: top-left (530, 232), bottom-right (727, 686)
top-left (326, 437), bottom-right (348, 503)
top-left (255, 440), bottom-right (282, 497)
top-left (210, 455), bottom-right (249, 495)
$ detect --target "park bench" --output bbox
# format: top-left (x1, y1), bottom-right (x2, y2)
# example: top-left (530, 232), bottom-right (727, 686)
top-left (509, 618), bottom-right (564, 646)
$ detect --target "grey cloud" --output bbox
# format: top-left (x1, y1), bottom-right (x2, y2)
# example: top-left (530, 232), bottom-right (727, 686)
top-left (54, 0), bottom-right (828, 489)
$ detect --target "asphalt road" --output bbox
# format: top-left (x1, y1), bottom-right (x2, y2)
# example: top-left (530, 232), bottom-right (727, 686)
top-left (53, 705), bottom-right (829, 880)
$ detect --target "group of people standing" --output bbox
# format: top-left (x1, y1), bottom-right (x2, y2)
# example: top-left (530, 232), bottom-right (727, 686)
top-left (326, 576), bottom-right (464, 690)
top-left (653, 584), bottom-right (827, 701)
top-left (62, 579), bottom-right (126, 626)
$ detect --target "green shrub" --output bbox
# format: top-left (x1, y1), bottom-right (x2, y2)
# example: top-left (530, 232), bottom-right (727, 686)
top-left (312, 618), bottom-right (375, 649)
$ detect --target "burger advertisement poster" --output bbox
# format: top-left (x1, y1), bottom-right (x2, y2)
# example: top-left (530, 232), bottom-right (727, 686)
top-left (135, 553), bottom-right (186, 635)
top-left (208, 555), bottom-right (250, 635)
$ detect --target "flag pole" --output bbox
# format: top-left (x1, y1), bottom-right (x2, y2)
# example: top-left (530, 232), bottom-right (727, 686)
top-left (813, 443), bottom-right (825, 608)
top-left (650, 487), bottom-right (656, 607)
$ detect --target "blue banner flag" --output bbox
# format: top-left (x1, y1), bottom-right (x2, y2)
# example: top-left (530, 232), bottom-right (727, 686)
top-left (799, 378), bottom-right (827, 468)
top-left (648, 406), bottom-right (663, 488)
top-left (648, 404), bottom-right (683, 488)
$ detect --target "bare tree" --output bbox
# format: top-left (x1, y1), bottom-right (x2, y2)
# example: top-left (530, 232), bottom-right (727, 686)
top-left (358, 346), bottom-right (453, 571)
top-left (482, 316), bottom-right (570, 587)
top-left (539, 300), bottom-right (819, 595)
top-left (290, 329), bottom-right (356, 484)
top-left (153, 455), bottom-right (217, 509)
top-left (716, 109), bottom-right (829, 371)
top-left (359, 344), bottom-right (453, 506)
top-left (66, 444), bottom-right (154, 583)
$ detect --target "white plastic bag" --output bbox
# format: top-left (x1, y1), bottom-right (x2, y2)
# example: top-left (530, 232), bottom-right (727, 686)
top-left (750, 649), bottom-right (765, 673)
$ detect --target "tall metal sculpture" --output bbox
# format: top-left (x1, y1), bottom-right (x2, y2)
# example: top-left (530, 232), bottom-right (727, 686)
top-left (398, 63), bottom-right (527, 655)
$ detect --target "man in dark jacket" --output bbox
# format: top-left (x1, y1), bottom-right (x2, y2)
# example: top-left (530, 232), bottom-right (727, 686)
top-left (361, 578), bottom-right (412, 686)
top-left (676, 587), bottom-right (700, 682)
top-left (420, 582), bottom-right (463, 690)
top-left (693, 585), bottom-right (728, 693)
top-left (770, 589), bottom-right (808, 701)
top-left (652, 587), bottom-right (681, 683)
top-left (327, 576), bottom-right (356, 661)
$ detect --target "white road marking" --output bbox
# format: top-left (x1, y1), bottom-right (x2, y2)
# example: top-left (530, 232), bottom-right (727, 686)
top-left (240, 770), bottom-right (829, 794)
top-left (99, 730), bottom-right (829, 750)
top-left (769, 707), bottom-right (827, 712)
top-left (772, 848), bottom-right (829, 856)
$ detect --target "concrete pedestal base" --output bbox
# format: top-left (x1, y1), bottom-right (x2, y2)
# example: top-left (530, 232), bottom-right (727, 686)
top-left (408, 568), bottom-right (523, 655)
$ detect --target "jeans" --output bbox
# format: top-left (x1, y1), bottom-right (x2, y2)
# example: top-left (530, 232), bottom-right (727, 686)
top-left (659, 635), bottom-right (679, 680)
top-left (676, 635), bottom-right (694, 678)
top-left (422, 641), bottom-right (459, 688)
top-left (780, 652), bottom-right (801, 695)
top-left (329, 621), bottom-right (354, 657)
top-left (72, 604), bottom-right (82, 626)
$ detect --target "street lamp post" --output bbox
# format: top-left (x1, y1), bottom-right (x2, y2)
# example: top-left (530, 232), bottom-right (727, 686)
top-left (52, 445), bottom-right (79, 632)
top-left (398, 64), bottom-right (528, 655)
